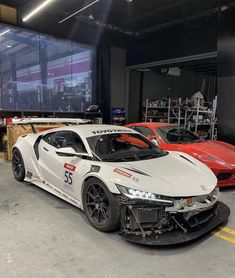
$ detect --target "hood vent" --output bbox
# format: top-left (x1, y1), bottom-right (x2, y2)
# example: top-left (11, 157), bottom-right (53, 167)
top-left (123, 167), bottom-right (151, 176)
top-left (180, 155), bottom-right (195, 165)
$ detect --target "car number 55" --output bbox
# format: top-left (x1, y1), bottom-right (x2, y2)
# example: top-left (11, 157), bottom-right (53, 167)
top-left (64, 170), bottom-right (73, 185)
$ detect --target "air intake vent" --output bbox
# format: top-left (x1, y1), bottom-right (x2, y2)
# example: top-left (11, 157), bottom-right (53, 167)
top-left (180, 155), bottom-right (195, 165)
top-left (217, 172), bottom-right (232, 181)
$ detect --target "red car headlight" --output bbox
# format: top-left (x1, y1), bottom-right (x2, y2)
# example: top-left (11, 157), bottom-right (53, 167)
top-left (197, 154), bottom-right (217, 162)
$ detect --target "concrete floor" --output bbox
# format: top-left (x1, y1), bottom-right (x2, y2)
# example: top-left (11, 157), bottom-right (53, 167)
top-left (0, 160), bottom-right (235, 278)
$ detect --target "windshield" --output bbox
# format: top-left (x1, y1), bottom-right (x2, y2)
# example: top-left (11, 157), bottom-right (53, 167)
top-left (157, 126), bottom-right (202, 144)
top-left (87, 133), bottom-right (167, 162)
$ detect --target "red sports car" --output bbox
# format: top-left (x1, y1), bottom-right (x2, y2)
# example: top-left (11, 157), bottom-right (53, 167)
top-left (126, 122), bottom-right (235, 188)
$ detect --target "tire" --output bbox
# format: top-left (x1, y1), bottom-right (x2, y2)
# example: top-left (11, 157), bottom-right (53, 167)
top-left (12, 148), bottom-right (25, 181)
top-left (82, 178), bottom-right (120, 232)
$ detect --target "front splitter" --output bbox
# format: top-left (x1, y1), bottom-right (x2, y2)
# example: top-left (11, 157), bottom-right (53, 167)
top-left (120, 201), bottom-right (230, 246)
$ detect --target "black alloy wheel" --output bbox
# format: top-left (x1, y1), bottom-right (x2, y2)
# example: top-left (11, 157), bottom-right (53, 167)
top-left (12, 148), bottom-right (25, 181)
top-left (83, 178), bottom-right (120, 232)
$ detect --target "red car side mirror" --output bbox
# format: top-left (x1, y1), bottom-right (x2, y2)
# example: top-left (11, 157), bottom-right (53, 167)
top-left (147, 135), bottom-right (155, 141)
top-left (147, 135), bottom-right (159, 145)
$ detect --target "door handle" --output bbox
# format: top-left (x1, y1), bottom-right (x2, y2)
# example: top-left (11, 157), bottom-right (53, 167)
top-left (43, 147), bottom-right (49, 152)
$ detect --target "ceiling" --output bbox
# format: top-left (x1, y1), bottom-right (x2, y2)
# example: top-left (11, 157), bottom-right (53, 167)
top-left (179, 58), bottom-right (217, 76)
top-left (2, 0), bottom-right (235, 38)
top-left (147, 56), bottom-right (218, 76)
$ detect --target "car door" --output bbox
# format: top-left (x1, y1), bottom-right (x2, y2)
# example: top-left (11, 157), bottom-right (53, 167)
top-left (38, 130), bottom-right (89, 198)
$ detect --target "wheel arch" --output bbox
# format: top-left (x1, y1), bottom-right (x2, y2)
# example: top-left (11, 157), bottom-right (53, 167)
top-left (81, 175), bottom-right (121, 232)
top-left (81, 174), bottom-right (120, 202)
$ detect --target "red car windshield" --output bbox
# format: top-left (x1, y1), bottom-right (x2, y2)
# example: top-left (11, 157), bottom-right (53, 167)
top-left (157, 126), bottom-right (203, 144)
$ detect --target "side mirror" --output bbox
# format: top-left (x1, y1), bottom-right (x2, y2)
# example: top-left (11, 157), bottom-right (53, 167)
top-left (147, 135), bottom-right (159, 146)
top-left (56, 147), bottom-right (90, 158)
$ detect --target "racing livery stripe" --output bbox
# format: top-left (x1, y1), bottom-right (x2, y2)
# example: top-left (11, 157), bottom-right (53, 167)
top-left (114, 168), bottom-right (132, 178)
top-left (64, 163), bottom-right (76, 172)
top-left (91, 129), bottom-right (132, 135)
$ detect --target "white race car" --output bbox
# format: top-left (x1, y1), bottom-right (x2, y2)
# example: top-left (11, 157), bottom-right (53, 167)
top-left (12, 124), bottom-right (230, 245)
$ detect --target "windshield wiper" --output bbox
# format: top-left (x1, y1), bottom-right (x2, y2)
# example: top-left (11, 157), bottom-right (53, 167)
top-left (138, 153), bottom-right (162, 160)
top-left (102, 151), bottom-right (141, 162)
top-left (103, 157), bottom-right (127, 162)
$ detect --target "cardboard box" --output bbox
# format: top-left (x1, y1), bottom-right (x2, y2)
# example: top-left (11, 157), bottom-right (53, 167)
top-left (0, 151), bottom-right (8, 160)
top-left (7, 124), bottom-right (62, 161)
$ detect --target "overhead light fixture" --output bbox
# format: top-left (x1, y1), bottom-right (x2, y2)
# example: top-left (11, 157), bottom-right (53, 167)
top-left (88, 14), bottom-right (94, 20)
top-left (59, 0), bottom-right (100, 24)
top-left (220, 5), bottom-right (229, 12)
top-left (22, 0), bottom-right (56, 22)
top-left (126, 0), bottom-right (133, 2)
top-left (136, 68), bottom-right (151, 72)
top-left (0, 29), bottom-right (10, 36)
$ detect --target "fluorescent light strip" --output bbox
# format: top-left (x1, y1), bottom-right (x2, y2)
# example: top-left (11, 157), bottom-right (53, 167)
top-left (0, 29), bottom-right (10, 36)
top-left (22, 0), bottom-right (56, 22)
top-left (59, 0), bottom-right (100, 24)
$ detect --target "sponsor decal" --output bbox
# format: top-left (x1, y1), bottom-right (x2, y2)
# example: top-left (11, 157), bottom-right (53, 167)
top-left (132, 176), bottom-right (139, 183)
top-left (64, 163), bottom-right (76, 190)
top-left (200, 185), bottom-right (207, 191)
top-left (91, 129), bottom-right (132, 135)
top-left (114, 168), bottom-right (132, 178)
top-left (64, 163), bottom-right (76, 172)
top-left (64, 171), bottom-right (73, 187)
top-left (26, 171), bottom-right (33, 179)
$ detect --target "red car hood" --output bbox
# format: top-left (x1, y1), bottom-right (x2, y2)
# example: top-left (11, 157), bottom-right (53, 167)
top-left (166, 140), bottom-right (235, 169)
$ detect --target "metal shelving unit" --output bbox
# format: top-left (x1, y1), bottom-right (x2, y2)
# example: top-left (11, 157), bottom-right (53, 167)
top-left (143, 99), bottom-right (169, 122)
top-left (143, 98), bottom-right (185, 124)
top-left (184, 96), bottom-right (217, 140)
top-left (167, 98), bottom-right (185, 125)
top-left (143, 96), bottom-right (217, 140)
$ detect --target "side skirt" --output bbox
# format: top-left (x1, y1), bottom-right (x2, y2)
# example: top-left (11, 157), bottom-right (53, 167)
top-left (26, 177), bottom-right (82, 209)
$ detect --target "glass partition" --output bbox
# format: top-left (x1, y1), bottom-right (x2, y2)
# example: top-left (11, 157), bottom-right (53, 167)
top-left (0, 23), bottom-right (94, 111)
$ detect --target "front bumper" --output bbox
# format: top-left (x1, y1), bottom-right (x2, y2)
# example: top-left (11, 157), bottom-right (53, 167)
top-left (119, 201), bottom-right (230, 246)
top-left (218, 178), bottom-right (235, 188)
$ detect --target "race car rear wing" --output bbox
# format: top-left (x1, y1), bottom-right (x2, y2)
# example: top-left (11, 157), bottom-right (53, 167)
top-left (11, 118), bottom-right (91, 133)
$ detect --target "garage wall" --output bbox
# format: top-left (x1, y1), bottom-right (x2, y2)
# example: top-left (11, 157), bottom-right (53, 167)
top-left (217, 8), bottom-right (235, 144)
top-left (127, 16), bottom-right (217, 66)
top-left (128, 70), bottom-right (142, 123)
top-left (110, 47), bottom-right (126, 111)
top-left (142, 69), bottom-right (205, 101)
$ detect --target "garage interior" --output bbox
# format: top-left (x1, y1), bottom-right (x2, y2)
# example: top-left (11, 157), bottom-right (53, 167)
top-left (0, 0), bottom-right (235, 277)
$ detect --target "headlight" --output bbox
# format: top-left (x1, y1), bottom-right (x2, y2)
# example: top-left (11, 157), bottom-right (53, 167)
top-left (116, 184), bottom-right (173, 206)
top-left (198, 154), bottom-right (226, 166)
top-left (198, 154), bottom-right (217, 162)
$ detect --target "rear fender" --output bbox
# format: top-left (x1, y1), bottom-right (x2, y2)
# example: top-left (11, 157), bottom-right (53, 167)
top-left (13, 134), bottom-right (43, 181)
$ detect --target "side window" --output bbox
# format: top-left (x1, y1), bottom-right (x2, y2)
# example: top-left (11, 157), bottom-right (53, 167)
top-left (52, 131), bottom-right (86, 153)
top-left (134, 126), bottom-right (155, 137)
top-left (42, 132), bottom-right (56, 145)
